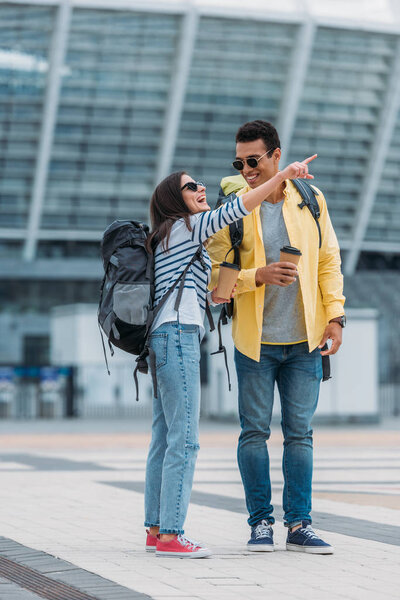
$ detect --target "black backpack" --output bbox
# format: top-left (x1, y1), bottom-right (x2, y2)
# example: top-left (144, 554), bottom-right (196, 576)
top-left (214, 179), bottom-right (331, 382)
top-left (98, 220), bottom-right (214, 399)
top-left (98, 220), bottom-right (153, 365)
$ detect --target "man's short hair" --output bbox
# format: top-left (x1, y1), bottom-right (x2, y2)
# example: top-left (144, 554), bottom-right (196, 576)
top-left (235, 120), bottom-right (281, 155)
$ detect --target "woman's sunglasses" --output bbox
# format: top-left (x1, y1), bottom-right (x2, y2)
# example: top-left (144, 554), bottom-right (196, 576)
top-left (181, 181), bottom-right (205, 192)
top-left (232, 148), bottom-right (275, 171)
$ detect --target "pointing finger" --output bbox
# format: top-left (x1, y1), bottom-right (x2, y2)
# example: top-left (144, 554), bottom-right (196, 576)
top-left (303, 154), bottom-right (318, 165)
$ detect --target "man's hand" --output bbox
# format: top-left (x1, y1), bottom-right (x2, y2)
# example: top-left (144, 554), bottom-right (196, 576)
top-left (255, 262), bottom-right (298, 287)
top-left (318, 322), bottom-right (342, 355)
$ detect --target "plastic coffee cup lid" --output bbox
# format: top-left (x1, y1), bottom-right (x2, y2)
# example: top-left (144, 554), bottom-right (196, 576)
top-left (220, 261), bottom-right (240, 270)
top-left (280, 246), bottom-right (302, 256)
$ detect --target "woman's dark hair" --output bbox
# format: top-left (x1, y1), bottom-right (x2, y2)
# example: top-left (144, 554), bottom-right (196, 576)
top-left (236, 120), bottom-right (281, 155)
top-left (148, 171), bottom-right (192, 253)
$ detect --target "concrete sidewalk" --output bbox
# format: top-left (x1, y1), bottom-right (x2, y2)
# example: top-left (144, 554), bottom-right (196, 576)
top-left (0, 418), bottom-right (399, 600)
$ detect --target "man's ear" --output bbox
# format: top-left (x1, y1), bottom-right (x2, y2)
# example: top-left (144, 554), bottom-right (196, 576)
top-left (273, 147), bottom-right (282, 162)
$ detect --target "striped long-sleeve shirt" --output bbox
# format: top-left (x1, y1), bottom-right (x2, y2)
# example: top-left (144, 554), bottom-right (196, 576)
top-left (150, 194), bottom-right (250, 337)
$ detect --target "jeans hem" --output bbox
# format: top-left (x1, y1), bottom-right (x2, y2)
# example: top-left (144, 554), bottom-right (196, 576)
top-left (159, 528), bottom-right (184, 534)
top-left (144, 521), bottom-right (159, 528)
top-left (248, 516), bottom-right (275, 527)
top-left (284, 518), bottom-right (312, 528)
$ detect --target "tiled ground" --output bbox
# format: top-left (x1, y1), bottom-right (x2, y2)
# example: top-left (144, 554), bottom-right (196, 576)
top-left (0, 419), bottom-right (399, 600)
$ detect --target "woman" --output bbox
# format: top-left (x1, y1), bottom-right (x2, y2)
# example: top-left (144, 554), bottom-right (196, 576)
top-left (144, 156), bottom-right (316, 558)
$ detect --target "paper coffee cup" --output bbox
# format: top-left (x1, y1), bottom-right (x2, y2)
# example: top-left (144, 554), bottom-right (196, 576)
top-left (216, 261), bottom-right (240, 300)
top-left (280, 245), bottom-right (302, 266)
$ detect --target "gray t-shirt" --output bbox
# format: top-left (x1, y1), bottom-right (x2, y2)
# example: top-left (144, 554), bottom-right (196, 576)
top-left (260, 200), bottom-right (307, 344)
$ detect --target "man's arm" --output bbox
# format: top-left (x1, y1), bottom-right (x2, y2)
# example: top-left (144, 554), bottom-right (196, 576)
top-left (314, 188), bottom-right (345, 355)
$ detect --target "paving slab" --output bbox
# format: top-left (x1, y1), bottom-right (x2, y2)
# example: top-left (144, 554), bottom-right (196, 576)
top-left (0, 418), bottom-right (399, 600)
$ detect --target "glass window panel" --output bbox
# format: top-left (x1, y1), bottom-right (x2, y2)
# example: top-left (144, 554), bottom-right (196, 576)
top-left (0, 3), bottom-right (55, 231)
top-left (173, 17), bottom-right (298, 201)
top-left (43, 9), bottom-right (181, 231)
top-left (288, 26), bottom-right (398, 231)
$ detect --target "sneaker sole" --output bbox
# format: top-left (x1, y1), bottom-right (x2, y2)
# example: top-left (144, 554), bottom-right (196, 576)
top-left (145, 546), bottom-right (156, 552)
top-left (156, 549), bottom-right (212, 559)
top-left (286, 543), bottom-right (334, 554)
top-left (247, 544), bottom-right (274, 552)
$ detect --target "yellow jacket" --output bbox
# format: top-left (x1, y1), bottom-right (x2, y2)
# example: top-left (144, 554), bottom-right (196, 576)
top-left (207, 176), bottom-right (345, 361)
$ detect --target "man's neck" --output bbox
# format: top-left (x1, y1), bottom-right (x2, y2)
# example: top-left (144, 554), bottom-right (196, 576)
top-left (253, 179), bottom-right (286, 204)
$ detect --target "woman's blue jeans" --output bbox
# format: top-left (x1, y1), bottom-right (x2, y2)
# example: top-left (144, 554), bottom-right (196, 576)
top-left (144, 321), bottom-right (201, 535)
top-left (235, 342), bottom-right (322, 528)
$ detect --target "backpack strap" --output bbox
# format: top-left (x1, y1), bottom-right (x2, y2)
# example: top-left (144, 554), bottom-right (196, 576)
top-left (215, 189), bottom-right (244, 321)
top-left (204, 302), bottom-right (215, 333)
top-left (210, 305), bottom-right (232, 391)
top-left (173, 246), bottom-right (203, 312)
top-left (216, 188), bottom-right (244, 268)
top-left (142, 244), bottom-right (202, 338)
top-left (98, 321), bottom-right (111, 376)
top-left (320, 344), bottom-right (332, 382)
top-left (291, 178), bottom-right (322, 249)
top-left (173, 245), bottom-right (215, 332)
top-left (98, 273), bottom-right (113, 375)
top-left (228, 221), bottom-right (243, 268)
top-left (210, 189), bottom-right (244, 386)
top-left (288, 181), bottom-right (332, 383)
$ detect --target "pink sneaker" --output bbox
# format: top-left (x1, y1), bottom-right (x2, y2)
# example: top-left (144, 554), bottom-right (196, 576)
top-left (156, 534), bottom-right (212, 558)
top-left (145, 529), bottom-right (157, 552)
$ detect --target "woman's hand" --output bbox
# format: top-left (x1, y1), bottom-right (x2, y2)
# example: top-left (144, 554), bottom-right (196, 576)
top-left (241, 155), bottom-right (317, 213)
top-left (281, 154), bottom-right (317, 180)
top-left (211, 284), bottom-right (237, 304)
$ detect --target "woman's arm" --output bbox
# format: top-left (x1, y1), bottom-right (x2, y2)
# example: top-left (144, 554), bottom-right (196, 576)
top-left (241, 155), bottom-right (317, 212)
top-left (191, 155), bottom-right (317, 245)
top-left (190, 195), bottom-right (249, 245)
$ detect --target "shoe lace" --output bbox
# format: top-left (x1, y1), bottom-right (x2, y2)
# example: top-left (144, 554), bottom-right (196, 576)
top-left (177, 534), bottom-right (200, 550)
top-left (253, 520), bottom-right (271, 540)
top-left (301, 525), bottom-right (319, 540)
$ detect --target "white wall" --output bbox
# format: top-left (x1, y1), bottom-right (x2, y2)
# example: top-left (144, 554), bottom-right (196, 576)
top-left (51, 304), bottom-right (152, 416)
top-left (50, 305), bottom-right (378, 420)
top-left (0, 313), bottom-right (48, 364)
top-left (51, 304), bottom-right (131, 365)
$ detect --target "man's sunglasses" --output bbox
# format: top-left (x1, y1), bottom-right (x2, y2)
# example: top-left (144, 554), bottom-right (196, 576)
top-left (181, 181), bottom-right (205, 192)
top-left (232, 148), bottom-right (275, 171)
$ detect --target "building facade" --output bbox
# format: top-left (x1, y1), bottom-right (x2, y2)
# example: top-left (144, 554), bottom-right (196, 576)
top-left (1, 0), bottom-right (400, 412)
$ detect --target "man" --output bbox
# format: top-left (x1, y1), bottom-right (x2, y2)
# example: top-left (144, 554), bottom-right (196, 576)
top-left (208, 120), bottom-right (345, 554)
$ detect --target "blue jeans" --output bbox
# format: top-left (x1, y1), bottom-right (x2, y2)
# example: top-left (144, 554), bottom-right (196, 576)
top-left (144, 321), bottom-right (201, 534)
top-left (235, 342), bottom-right (322, 528)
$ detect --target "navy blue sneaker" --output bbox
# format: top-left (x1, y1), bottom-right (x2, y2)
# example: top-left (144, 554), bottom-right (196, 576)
top-left (247, 519), bottom-right (274, 552)
top-left (286, 521), bottom-right (334, 554)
